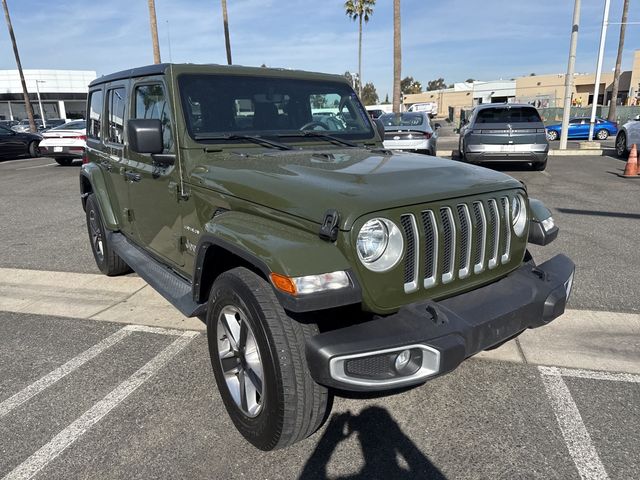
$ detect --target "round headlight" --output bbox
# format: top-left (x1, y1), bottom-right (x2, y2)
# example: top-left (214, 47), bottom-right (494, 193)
top-left (356, 218), bottom-right (404, 272)
top-left (511, 194), bottom-right (527, 237)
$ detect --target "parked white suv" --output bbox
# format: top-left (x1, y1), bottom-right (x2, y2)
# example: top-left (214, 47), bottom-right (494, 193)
top-left (615, 115), bottom-right (640, 157)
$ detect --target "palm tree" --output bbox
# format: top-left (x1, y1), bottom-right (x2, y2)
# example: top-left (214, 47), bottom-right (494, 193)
top-left (608, 0), bottom-right (629, 122)
top-left (221, 0), bottom-right (232, 65)
top-left (344, 0), bottom-right (375, 97)
top-left (2, 0), bottom-right (36, 132)
top-left (147, 0), bottom-right (161, 64)
top-left (392, 0), bottom-right (401, 113)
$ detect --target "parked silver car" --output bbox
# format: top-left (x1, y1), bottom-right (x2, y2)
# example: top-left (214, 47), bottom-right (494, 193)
top-left (459, 104), bottom-right (549, 171)
top-left (379, 112), bottom-right (439, 156)
top-left (615, 114), bottom-right (640, 157)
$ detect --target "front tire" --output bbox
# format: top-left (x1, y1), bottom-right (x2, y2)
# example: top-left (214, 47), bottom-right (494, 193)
top-left (28, 141), bottom-right (39, 158)
top-left (533, 159), bottom-right (547, 171)
top-left (85, 194), bottom-right (130, 276)
top-left (207, 267), bottom-right (330, 451)
top-left (616, 131), bottom-right (627, 157)
top-left (596, 129), bottom-right (609, 140)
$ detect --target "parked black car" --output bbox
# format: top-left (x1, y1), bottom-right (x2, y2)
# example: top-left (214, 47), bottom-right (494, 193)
top-left (0, 125), bottom-right (41, 158)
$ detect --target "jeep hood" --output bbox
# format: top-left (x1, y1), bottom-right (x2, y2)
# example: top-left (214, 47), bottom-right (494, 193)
top-left (189, 149), bottom-right (523, 229)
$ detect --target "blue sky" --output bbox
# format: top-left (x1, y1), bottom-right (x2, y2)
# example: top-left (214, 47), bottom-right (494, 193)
top-left (1, 0), bottom-right (638, 98)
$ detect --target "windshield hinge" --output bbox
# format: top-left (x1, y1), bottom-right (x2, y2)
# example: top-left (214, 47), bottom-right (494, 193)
top-left (319, 209), bottom-right (340, 242)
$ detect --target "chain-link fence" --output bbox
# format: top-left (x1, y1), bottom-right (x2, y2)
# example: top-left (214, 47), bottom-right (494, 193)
top-left (536, 106), bottom-right (640, 125)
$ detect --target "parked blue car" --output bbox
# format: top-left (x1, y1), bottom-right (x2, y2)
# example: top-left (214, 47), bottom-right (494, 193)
top-left (545, 117), bottom-right (618, 141)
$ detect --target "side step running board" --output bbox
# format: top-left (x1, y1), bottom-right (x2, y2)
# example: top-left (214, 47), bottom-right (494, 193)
top-left (109, 232), bottom-right (207, 318)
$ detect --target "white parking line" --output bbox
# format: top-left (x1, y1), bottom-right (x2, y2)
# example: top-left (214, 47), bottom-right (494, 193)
top-left (14, 163), bottom-right (57, 171)
top-left (0, 328), bottom-right (132, 419)
top-left (539, 366), bottom-right (609, 480)
top-left (542, 366), bottom-right (640, 384)
top-left (2, 330), bottom-right (198, 480)
top-left (0, 324), bottom-right (196, 419)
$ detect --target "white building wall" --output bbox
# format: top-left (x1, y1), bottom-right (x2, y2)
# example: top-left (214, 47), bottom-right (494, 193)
top-left (472, 80), bottom-right (516, 104)
top-left (0, 69), bottom-right (97, 94)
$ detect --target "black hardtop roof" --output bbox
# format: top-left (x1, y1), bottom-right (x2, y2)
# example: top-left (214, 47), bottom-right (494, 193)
top-left (89, 63), bottom-right (348, 88)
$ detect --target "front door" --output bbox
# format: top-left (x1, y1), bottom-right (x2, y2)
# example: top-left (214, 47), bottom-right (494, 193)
top-left (125, 79), bottom-right (184, 268)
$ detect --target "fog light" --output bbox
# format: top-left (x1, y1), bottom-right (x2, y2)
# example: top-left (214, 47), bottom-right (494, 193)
top-left (541, 216), bottom-right (555, 232)
top-left (395, 350), bottom-right (411, 371)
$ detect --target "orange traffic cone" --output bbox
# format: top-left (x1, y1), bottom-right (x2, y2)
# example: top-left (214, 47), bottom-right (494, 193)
top-left (622, 144), bottom-right (638, 177)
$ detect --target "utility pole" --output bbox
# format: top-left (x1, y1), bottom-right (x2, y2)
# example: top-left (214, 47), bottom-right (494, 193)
top-left (2, 0), bottom-right (36, 132)
top-left (588, 0), bottom-right (610, 142)
top-left (147, 0), bottom-right (161, 64)
top-left (560, 0), bottom-right (581, 150)
top-left (392, 0), bottom-right (401, 114)
top-left (607, 0), bottom-right (629, 122)
top-left (221, 0), bottom-right (232, 65)
top-left (35, 80), bottom-right (45, 128)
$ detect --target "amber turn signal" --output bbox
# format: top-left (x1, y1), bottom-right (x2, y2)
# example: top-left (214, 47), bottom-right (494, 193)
top-left (270, 273), bottom-right (297, 295)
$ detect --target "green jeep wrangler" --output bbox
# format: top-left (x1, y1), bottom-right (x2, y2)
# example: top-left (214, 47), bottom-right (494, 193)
top-left (80, 63), bottom-right (575, 450)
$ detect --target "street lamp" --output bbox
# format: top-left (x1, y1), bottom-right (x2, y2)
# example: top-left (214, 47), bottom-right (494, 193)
top-left (588, 0), bottom-right (610, 142)
top-left (35, 79), bottom-right (46, 128)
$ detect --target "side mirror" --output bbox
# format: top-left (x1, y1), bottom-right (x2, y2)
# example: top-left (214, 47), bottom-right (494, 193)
top-left (127, 119), bottom-right (163, 154)
top-left (374, 118), bottom-right (386, 140)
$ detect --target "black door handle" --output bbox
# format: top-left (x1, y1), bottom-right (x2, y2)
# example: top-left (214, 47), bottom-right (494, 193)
top-left (124, 171), bottom-right (142, 182)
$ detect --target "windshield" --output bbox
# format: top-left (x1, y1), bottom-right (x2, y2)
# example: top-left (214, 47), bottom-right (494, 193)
top-left (476, 107), bottom-right (542, 124)
top-left (379, 112), bottom-right (425, 128)
top-left (178, 74), bottom-right (374, 142)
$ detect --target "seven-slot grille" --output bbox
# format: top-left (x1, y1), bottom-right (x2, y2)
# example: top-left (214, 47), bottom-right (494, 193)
top-left (401, 196), bottom-right (514, 293)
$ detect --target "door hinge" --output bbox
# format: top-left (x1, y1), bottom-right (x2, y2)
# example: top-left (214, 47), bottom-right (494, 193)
top-left (169, 181), bottom-right (190, 201)
top-left (123, 208), bottom-right (134, 222)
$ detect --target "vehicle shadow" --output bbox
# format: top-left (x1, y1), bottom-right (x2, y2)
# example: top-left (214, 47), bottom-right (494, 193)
top-left (298, 406), bottom-right (447, 480)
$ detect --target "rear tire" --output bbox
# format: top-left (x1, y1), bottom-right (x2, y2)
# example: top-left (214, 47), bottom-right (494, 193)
top-left (28, 141), bottom-right (39, 158)
top-left (596, 129), bottom-right (609, 140)
top-left (546, 130), bottom-right (558, 141)
top-left (533, 160), bottom-right (547, 171)
top-left (207, 267), bottom-right (330, 451)
top-left (55, 158), bottom-right (74, 166)
top-left (616, 131), bottom-right (628, 157)
top-left (85, 194), bottom-right (130, 276)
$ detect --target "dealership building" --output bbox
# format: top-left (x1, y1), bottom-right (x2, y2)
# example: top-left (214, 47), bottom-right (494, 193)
top-left (0, 69), bottom-right (96, 122)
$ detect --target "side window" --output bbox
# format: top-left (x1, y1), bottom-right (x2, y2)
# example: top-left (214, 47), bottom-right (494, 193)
top-left (106, 88), bottom-right (126, 144)
top-left (87, 90), bottom-right (103, 140)
top-left (134, 84), bottom-right (174, 152)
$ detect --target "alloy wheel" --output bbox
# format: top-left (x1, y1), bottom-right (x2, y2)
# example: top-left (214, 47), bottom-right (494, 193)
top-left (217, 305), bottom-right (264, 417)
top-left (88, 210), bottom-right (104, 262)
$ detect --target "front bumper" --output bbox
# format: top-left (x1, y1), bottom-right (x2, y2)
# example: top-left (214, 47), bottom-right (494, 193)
top-left (306, 254), bottom-right (575, 391)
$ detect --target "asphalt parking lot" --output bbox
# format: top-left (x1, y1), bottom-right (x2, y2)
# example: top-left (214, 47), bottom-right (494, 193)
top-left (0, 153), bottom-right (639, 479)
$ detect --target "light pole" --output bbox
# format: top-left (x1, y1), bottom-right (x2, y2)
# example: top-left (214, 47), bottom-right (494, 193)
top-left (560, 0), bottom-right (581, 150)
top-left (35, 79), bottom-right (46, 128)
top-left (588, 0), bottom-right (610, 142)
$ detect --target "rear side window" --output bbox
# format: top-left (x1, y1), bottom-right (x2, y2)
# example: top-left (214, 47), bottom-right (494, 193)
top-left (134, 84), bottom-right (173, 152)
top-left (476, 107), bottom-right (542, 124)
top-left (87, 90), bottom-right (103, 140)
top-left (106, 88), bottom-right (126, 144)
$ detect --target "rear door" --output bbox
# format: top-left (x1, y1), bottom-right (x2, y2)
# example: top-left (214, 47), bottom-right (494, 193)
top-left (104, 84), bottom-right (134, 237)
top-left (125, 78), bottom-right (184, 268)
top-left (0, 126), bottom-right (22, 156)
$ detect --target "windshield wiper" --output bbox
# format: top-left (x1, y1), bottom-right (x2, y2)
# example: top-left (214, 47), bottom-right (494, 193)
top-left (194, 134), bottom-right (292, 151)
top-left (277, 131), bottom-right (358, 148)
